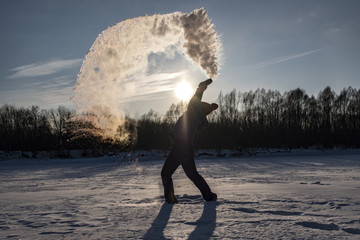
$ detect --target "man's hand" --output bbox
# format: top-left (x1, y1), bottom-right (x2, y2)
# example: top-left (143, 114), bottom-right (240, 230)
top-left (198, 79), bottom-right (213, 91)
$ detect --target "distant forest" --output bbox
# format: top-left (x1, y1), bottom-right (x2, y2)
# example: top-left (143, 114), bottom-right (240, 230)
top-left (1, 86), bottom-right (359, 155)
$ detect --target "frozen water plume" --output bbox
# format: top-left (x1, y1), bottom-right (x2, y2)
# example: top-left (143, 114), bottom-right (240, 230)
top-left (72, 8), bottom-right (221, 140)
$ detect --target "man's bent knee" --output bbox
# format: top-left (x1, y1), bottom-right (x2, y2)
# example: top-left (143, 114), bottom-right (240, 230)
top-left (185, 170), bottom-right (201, 182)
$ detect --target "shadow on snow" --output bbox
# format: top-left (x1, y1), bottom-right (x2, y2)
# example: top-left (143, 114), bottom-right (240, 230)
top-left (143, 196), bottom-right (217, 240)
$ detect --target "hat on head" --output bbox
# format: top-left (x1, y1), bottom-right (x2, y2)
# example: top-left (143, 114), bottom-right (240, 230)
top-left (200, 102), bottom-right (218, 115)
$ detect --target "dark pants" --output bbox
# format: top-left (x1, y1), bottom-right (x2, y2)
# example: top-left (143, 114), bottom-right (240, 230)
top-left (161, 140), bottom-right (213, 200)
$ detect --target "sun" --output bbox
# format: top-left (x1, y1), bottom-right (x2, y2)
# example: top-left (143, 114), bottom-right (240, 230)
top-left (176, 80), bottom-right (193, 101)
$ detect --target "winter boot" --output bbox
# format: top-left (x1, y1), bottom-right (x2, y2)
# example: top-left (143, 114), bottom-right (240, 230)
top-left (206, 192), bottom-right (217, 202)
top-left (165, 191), bottom-right (179, 204)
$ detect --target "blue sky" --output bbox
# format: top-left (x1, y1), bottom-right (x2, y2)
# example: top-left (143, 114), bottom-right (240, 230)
top-left (1, 0), bottom-right (359, 114)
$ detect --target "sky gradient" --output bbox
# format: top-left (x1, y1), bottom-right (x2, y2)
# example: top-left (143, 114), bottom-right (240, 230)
top-left (1, 0), bottom-right (359, 115)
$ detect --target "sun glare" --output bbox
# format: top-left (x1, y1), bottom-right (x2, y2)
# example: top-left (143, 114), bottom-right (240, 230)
top-left (176, 80), bottom-right (193, 101)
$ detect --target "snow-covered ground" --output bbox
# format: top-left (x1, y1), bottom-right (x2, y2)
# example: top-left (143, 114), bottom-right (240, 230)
top-left (1, 150), bottom-right (360, 239)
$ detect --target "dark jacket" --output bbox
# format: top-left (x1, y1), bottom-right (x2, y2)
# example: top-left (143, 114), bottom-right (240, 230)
top-left (171, 87), bottom-right (208, 145)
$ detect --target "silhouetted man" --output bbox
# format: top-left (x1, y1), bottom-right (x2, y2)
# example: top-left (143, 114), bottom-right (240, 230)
top-left (161, 79), bottom-right (218, 204)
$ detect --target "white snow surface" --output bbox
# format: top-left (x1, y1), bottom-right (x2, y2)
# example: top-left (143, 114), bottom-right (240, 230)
top-left (1, 149), bottom-right (360, 239)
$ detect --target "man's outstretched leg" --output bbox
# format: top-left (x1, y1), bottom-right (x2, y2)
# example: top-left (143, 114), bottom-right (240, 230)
top-left (180, 150), bottom-right (217, 201)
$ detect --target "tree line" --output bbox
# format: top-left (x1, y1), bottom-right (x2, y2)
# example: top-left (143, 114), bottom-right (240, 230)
top-left (198, 86), bottom-right (360, 149)
top-left (1, 86), bottom-right (359, 155)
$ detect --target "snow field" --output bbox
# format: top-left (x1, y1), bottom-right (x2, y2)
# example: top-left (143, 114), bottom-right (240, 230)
top-left (0, 151), bottom-right (360, 239)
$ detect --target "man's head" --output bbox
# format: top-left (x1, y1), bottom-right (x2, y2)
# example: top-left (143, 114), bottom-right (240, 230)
top-left (200, 102), bottom-right (218, 115)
